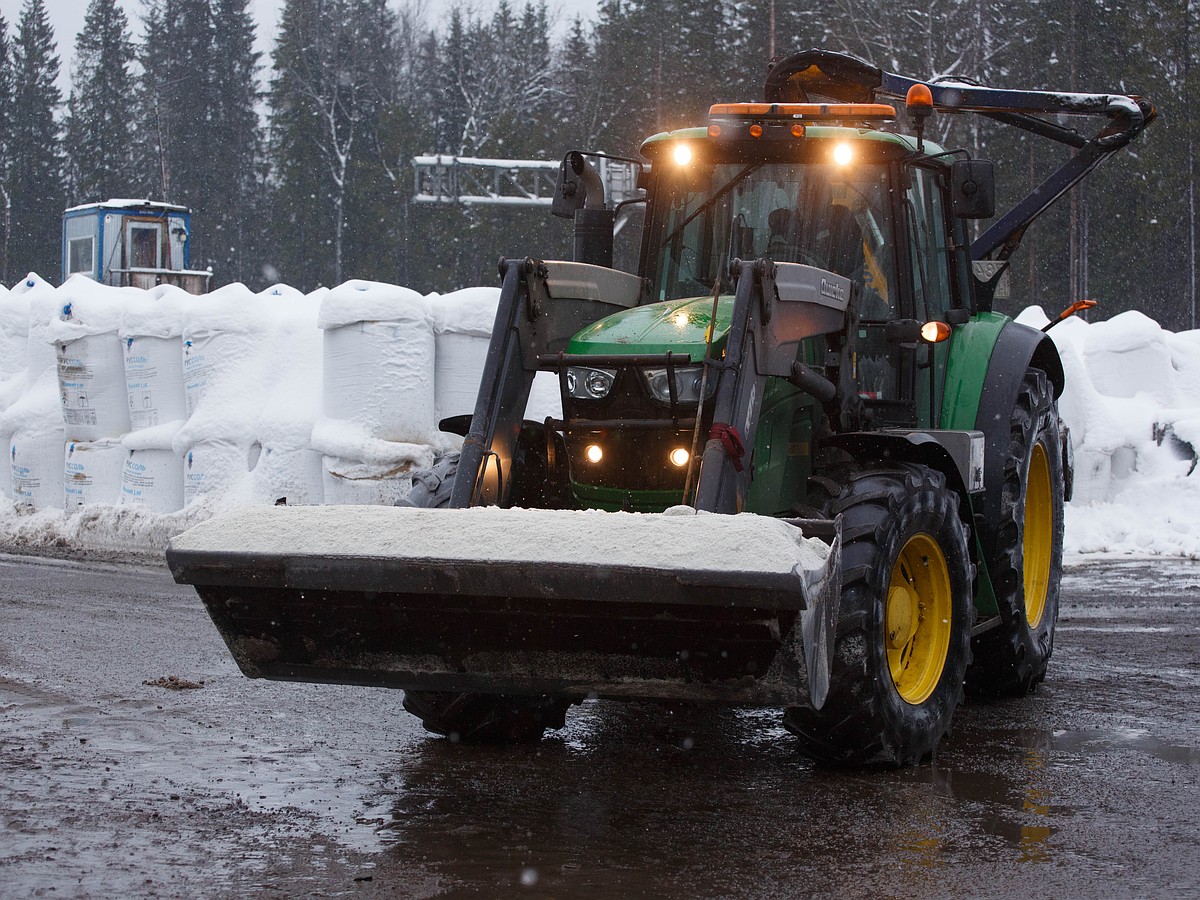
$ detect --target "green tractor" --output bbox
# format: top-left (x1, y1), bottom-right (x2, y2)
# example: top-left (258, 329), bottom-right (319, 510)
top-left (167, 51), bottom-right (1153, 766)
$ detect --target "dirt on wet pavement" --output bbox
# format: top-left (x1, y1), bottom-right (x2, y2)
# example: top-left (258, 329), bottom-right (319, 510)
top-left (2, 553), bottom-right (1198, 898)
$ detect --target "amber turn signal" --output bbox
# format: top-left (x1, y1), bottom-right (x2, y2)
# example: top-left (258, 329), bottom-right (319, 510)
top-left (920, 320), bottom-right (952, 343)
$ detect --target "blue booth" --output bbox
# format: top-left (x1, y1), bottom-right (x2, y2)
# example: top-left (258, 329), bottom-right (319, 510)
top-left (62, 200), bottom-right (210, 293)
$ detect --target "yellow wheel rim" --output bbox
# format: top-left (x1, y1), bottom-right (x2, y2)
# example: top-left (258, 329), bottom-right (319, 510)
top-left (1024, 443), bottom-right (1053, 628)
top-left (885, 533), bottom-right (953, 705)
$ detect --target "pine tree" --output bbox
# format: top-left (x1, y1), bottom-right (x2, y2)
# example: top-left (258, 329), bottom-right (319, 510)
top-left (208, 0), bottom-right (264, 284)
top-left (268, 0), bottom-right (400, 287)
top-left (7, 0), bottom-right (63, 282)
top-left (136, 0), bottom-right (218, 266)
top-left (0, 15), bottom-right (15, 281)
top-left (64, 0), bottom-right (136, 205)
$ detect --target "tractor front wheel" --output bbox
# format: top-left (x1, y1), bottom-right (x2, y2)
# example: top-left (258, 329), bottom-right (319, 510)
top-left (784, 464), bottom-right (974, 766)
top-left (402, 691), bottom-right (571, 743)
top-left (401, 450), bottom-right (572, 743)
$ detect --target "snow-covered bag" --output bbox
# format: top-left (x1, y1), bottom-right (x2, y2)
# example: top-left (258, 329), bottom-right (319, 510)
top-left (429, 287), bottom-right (499, 424)
top-left (174, 284), bottom-right (273, 507)
top-left (10, 425), bottom-right (66, 509)
top-left (1082, 311), bottom-right (1181, 406)
top-left (183, 439), bottom-right (256, 506)
top-left (53, 335), bottom-right (131, 440)
top-left (247, 445), bottom-right (325, 506)
top-left (121, 286), bottom-right (192, 430)
top-left (0, 367), bottom-right (63, 503)
top-left (318, 280), bottom-right (440, 445)
top-left (244, 286), bottom-right (326, 506)
top-left (49, 277), bottom-right (136, 440)
top-left (64, 438), bottom-right (126, 508)
top-left (181, 282), bottom-right (267, 419)
top-left (119, 421), bottom-right (184, 513)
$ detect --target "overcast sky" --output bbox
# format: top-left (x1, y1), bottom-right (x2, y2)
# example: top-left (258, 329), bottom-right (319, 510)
top-left (0, 0), bottom-right (601, 93)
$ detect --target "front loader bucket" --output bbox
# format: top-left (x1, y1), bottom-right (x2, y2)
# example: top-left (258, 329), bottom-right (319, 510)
top-left (167, 505), bottom-right (841, 708)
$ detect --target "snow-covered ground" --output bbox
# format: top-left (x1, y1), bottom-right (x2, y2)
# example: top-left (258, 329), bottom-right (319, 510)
top-left (0, 272), bottom-right (1197, 564)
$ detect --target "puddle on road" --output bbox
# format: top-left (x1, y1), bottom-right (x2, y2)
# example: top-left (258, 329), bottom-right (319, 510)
top-left (339, 702), bottom-right (1196, 894)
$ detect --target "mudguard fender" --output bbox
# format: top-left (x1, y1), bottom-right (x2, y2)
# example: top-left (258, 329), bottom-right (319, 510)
top-left (973, 320), bottom-right (1064, 562)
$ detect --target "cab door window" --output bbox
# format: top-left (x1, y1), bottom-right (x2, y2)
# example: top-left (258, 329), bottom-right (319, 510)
top-left (906, 167), bottom-right (954, 321)
top-left (906, 167), bottom-right (955, 427)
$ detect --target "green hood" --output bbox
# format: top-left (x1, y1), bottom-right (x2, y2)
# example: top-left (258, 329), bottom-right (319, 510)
top-left (567, 295), bottom-right (734, 358)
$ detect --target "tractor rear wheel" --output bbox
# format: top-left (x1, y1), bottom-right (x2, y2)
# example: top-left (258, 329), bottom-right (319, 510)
top-left (968, 369), bottom-right (1064, 698)
top-left (401, 451), bottom-right (572, 743)
top-left (784, 464), bottom-right (974, 766)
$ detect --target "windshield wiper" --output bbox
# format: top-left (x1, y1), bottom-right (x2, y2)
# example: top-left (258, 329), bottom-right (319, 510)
top-left (660, 162), bottom-right (764, 249)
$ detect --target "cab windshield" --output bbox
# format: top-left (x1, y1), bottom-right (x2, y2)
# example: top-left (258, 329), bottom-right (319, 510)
top-left (646, 159), bottom-right (896, 319)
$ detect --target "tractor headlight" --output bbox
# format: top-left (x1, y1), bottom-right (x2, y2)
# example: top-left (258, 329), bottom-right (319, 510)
top-left (566, 366), bottom-right (616, 400)
top-left (642, 366), bottom-right (714, 404)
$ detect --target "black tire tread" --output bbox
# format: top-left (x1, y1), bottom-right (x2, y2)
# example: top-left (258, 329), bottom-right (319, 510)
top-left (400, 451), bottom-right (572, 743)
top-left (784, 464), bottom-right (974, 767)
top-left (402, 690), bottom-right (570, 743)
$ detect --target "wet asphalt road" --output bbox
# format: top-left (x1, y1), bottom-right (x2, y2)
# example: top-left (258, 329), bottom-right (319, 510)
top-left (2, 553), bottom-right (1199, 899)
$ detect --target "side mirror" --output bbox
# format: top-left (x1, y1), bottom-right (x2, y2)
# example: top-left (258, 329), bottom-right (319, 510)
top-left (552, 152), bottom-right (586, 218)
top-left (552, 151), bottom-right (614, 267)
top-left (951, 159), bottom-right (995, 219)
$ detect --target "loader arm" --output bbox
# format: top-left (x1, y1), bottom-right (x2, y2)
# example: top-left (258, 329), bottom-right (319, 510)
top-left (765, 50), bottom-right (1156, 263)
top-left (451, 257), bottom-right (643, 507)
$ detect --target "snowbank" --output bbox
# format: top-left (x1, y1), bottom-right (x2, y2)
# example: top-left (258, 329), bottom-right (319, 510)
top-left (1017, 307), bottom-right (1200, 559)
top-left (0, 274), bottom-right (1198, 562)
top-left (0, 273), bottom-right (498, 533)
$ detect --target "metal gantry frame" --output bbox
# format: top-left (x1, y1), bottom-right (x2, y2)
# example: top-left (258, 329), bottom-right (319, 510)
top-left (412, 155), bottom-right (641, 210)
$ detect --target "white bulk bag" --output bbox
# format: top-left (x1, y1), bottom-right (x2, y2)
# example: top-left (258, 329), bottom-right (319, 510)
top-left (48, 276), bottom-right (134, 440)
top-left (430, 287), bottom-right (499, 424)
top-left (11, 426), bottom-right (66, 509)
top-left (64, 438), bottom-right (126, 508)
top-left (123, 334), bottom-right (187, 429)
top-left (121, 287), bottom-right (191, 431)
top-left (319, 280), bottom-right (438, 444)
top-left (120, 421), bottom-right (184, 513)
top-left (119, 448), bottom-right (184, 513)
top-left (54, 335), bottom-right (131, 440)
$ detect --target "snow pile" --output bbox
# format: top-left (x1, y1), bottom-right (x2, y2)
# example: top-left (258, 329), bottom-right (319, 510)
top-left (169, 503), bottom-right (832, 576)
top-left (1018, 307), bottom-right (1200, 558)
